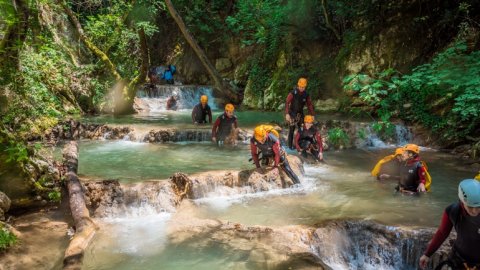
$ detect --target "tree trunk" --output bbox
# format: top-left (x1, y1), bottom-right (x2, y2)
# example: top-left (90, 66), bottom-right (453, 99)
top-left (62, 141), bottom-right (98, 270)
top-left (320, 0), bottom-right (341, 41)
top-left (61, 0), bottom-right (148, 114)
top-left (0, 0), bottom-right (29, 83)
top-left (164, 0), bottom-right (239, 103)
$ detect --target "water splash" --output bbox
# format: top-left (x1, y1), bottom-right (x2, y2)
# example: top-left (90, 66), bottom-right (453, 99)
top-left (136, 85), bottom-right (217, 112)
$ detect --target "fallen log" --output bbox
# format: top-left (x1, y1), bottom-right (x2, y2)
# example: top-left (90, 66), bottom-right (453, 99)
top-left (62, 141), bottom-right (98, 270)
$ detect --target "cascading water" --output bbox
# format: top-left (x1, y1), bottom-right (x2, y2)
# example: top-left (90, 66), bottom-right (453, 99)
top-left (357, 124), bottom-right (413, 148)
top-left (136, 85), bottom-right (218, 112)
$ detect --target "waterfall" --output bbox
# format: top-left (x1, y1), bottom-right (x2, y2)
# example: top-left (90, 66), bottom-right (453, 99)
top-left (310, 221), bottom-right (436, 270)
top-left (356, 124), bottom-right (413, 149)
top-left (136, 85), bottom-right (217, 112)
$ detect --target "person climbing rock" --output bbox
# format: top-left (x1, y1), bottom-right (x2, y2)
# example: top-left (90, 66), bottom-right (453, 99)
top-left (371, 148), bottom-right (404, 180)
top-left (396, 144), bottom-right (431, 194)
top-left (294, 115), bottom-right (323, 162)
top-left (285, 77), bottom-right (315, 150)
top-left (212, 103), bottom-right (238, 145)
top-left (191, 95), bottom-right (212, 124)
top-left (250, 125), bottom-right (300, 185)
top-left (166, 95), bottom-right (178, 110)
top-left (419, 179), bottom-right (480, 269)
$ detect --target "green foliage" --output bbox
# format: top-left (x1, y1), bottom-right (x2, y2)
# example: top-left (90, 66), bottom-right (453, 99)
top-left (0, 225), bottom-right (17, 251)
top-left (343, 42), bottom-right (480, 143)
top-left (327, 127), bottom-right (350, 149)
top-left (48, 190), bottom-right (62, 202)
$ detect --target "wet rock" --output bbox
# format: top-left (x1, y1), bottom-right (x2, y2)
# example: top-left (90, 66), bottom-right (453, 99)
top-left (314, 99), bottom-right (339, 113)
top-left (84, 179), bottom-right (177, 217)
top-left (0, 191), bottom-right (11, 220)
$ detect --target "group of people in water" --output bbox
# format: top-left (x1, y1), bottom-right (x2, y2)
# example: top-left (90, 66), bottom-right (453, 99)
top-left (191, 77), bottom-right (322, 185)
top-left (188, 77), bottom-right (479, 269)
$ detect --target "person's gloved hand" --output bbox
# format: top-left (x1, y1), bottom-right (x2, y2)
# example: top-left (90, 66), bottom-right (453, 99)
top-left (271, 167), bottom-right (279, 178)
top-left (212, 137), bottom-right (217, 143)
top-left (318, 152), bottom-right (323, 161)
top-left (417, 183), bottom-right (426, 193)
top-left (419, 255), bottom-right (429, 269)
top-left (285, 114), bottom-right (292, 123)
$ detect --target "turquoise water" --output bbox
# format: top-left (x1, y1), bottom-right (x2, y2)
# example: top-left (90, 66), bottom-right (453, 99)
top-left (77, 110), bottom-right (474, 270)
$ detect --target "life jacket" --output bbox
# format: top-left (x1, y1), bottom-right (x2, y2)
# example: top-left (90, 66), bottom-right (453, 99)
top-left (169, 64), bottom-right (176, 74)
top-left (251, 133), bottom-right (279, 157)
top-left (371, 154), bottom-right (396, 177)
top-left (422, 161), bottom-right (432, 191)
top-left (288, 88), bottom-right (309, 115)
top-left (216, 113), bottom-right (237, 140)
top-left (256, 125), bottom-right (280, 139)
top-left (193, 103), bottom-right (210, 122)
top-left (298, 125), bottom-right (318, 143)
top-left (446, 202), bottom-right (480, 265)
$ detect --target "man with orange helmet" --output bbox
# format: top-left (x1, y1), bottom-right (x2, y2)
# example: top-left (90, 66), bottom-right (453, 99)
top-left (212, 103), bottom-right (238, 145)
top-left (192, 95), bottom-right (212, 124)
top-left (294, 115), bottom-right (323, 162)
top-left (371, 147), bottom-right (404, 180)
top-left (285, 77), bottom-right (315, 150)
top-left (250, 125), bottom-right (300, 184)
top-left (397, 144), bottom-right (427, 193)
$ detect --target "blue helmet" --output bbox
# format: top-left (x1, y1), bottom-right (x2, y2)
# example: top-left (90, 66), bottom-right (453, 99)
top-left (458, 179), bottom-right (480, 207)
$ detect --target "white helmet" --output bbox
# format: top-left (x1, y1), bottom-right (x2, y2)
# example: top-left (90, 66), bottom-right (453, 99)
top-left (458, 179), bottom-right (480, 207)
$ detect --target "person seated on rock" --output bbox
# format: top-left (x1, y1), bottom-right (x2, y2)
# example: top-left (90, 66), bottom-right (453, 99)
top-left (419, 179), bottom-right (480, 270)
top-left (191, 95), bottom-right (212, 124)
top-left (212, 103), bottom-right (238, 145)
top-left (294, 115), bottom-right (323, 162)
top-left (371, 147), bottom-right (404, 180)
top-left (162, 64), bottom-right (176, 85)
top-left (166, 95), bottom-right (178, 110)
top-left (396, 144), bottom-right (431, 194)
top-left (250, 125), bottom-right (300, 185)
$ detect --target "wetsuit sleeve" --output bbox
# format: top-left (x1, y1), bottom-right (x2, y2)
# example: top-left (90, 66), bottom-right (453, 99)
top-left (306, 96), bottom-right (314, 115)
top-left (208, 107), bottom-right (212, 123)
top-left (294, 131), bottom-right (301, 152)
top-left (285, 93), bottom-right (293, 114)
top-left (424, 211), bottom-right (453, 257)
top-left (418, 163), bottom-right (426, 185)
top-left (316, 132), bottom-right (323, 152)
top-left (250, 142), bottom-right (261, 168)
top-left (212, 117), bottom-right (220, 137)
top-left (191, 106), bottom-right (197, 123)
top-left (273, 141), bottom-right (280, 167)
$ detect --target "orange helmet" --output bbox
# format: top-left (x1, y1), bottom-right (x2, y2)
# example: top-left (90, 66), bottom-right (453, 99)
top-left (225, 103), bottom-right (234, 112)
top-left (254, 126), bottom-right (267, 141)
top-left (297, 78), bottom-right (307, 88)
top-left (394, 147), bottom-right (404, 156)
top-left (403, 144), bottom-right (420, 154)
top-left (200, 95), bottom-right (208, 104)
top-left (304, 115), bottom-right (314, 123)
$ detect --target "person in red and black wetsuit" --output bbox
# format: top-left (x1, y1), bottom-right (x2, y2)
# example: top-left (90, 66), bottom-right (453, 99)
top-left (419, 179), bottom-right (480, 269)
top-left (285, 77), bottom-right (315, 150)
top-left (397, 144), bottom-right (427, 193)
top-left (294, 115), bottom-right (323, 162)
top-left (250, 125), bottom-right (300, 184)
top-left (211, 103), bottom-right (237, 145)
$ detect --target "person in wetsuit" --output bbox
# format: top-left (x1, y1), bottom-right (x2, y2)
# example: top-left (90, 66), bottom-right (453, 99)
top-left (371, 147), bottom-right (404, 180)
top-left (294, 115), bottom-right (323, 162)
top-left (191, 95), bottom-right (212, 124)
top-left (397, 144), bottom-right (427, 193)
top-left (250, 125), bottom-right (300, 185)
top-left (211, 103), bottom-right (237, 145)
top-left (285, 77), bottom-right (315, 150)
top-left (419, 179), bottom-right (480, 270)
